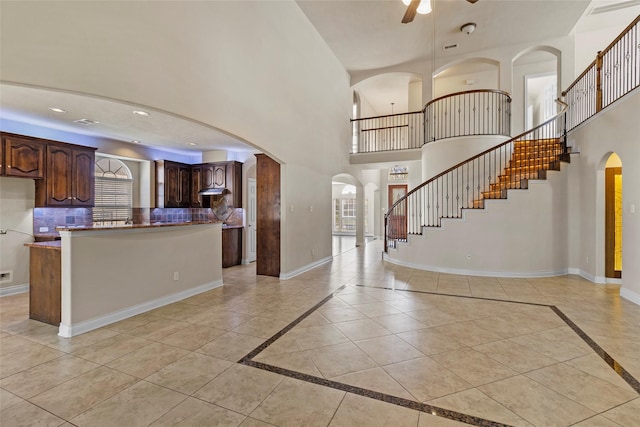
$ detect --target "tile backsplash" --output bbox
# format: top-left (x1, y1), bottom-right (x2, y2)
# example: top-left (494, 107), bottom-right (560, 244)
top-left (33, 208), bottom-right (93, 233)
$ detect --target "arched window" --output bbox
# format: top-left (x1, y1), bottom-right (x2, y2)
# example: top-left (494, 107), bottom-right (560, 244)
top-left (94, 157), bottom-right (133, 224)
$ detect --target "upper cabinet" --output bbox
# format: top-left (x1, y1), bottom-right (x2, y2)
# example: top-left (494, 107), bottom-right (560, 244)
top-left (225, 161), bottom-right (242, 208)
top-left (156, 160), bottom-right (191, 208)
top-left (35, 143), bottom-right (96, 207)
top-left (1, 134), bottom-right (46, 178)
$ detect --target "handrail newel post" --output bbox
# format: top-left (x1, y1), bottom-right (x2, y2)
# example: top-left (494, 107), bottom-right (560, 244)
top-left (596, 50), bottom-right (603, 113)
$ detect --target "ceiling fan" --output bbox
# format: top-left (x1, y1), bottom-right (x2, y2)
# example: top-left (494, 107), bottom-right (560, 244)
top-left (402, 0), bottom-right (479, 24)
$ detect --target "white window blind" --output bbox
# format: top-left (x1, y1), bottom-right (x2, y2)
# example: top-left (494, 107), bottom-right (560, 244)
top-left (94, 158), bottom-right (133, 223)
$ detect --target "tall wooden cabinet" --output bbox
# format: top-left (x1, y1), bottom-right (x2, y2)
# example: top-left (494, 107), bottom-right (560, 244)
top-left (35, 142), bottom-right (96, 207)
top-left (256, 154), bottom-right (280, 277)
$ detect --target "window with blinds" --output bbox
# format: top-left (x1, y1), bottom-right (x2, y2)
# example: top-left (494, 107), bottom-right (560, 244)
top-left (94, 158), bottom-right (133, 223)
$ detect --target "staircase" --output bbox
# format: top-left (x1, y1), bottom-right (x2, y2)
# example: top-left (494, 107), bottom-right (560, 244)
top-left (385, 100), bottom-right (569, 251)
top-left (474, 138), bottom-right (567, 209)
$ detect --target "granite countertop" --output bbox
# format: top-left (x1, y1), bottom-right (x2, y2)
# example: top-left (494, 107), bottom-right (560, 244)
top-left (25, 240), bottom-right (62, 250)
top-left (55, 221), bottom-right (220, 232)
top-left (222, 225), bottom-right (244, 229)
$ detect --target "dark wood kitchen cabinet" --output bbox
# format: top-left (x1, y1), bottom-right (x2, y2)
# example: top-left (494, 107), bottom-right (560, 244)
top-left (156, 160), bottom-right (191, 208)
top-left (35, 143), bottom-right (95, 207)
top-left (190, 165), bottom-right (203, 208)
top-left (222, 227), bottom-right (242, 267)
top-left (1, 134), bottom-right (45, 178)
top-left (225, 161), bottom-right (243, 208)
top-left (28, 243), bottom-right (61, 326)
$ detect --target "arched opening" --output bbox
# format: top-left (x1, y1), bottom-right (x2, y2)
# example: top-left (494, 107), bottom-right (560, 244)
top-left (332, 174), bottom-right (365, 255)
top-left (433, 58), bottom-right (500, 98)
top-left (512, 47), bottom-right (560, 134)
top-left (605, 153), bottom-right (622, 278)
top-left (352, 72), bottom-right (423, 117)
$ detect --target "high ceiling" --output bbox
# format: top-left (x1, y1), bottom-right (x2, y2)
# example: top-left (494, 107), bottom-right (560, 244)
top-left (1, 0), bottom-right (636, 154)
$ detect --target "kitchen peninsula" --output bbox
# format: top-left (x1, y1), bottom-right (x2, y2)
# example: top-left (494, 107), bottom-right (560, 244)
top-left (27, 221), bottom-right (222, 337)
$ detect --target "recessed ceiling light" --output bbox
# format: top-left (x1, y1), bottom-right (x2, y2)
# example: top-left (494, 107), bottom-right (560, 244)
top-left (132, 110), bottom-right (150, 117)
top-left (131, 140), bottom-right (141, 144)
top-left (48, 107), bottom-right (66, 113)
top-left (73, 118), bottom-right (99, 125)
top-left (187, 142), bottom-right (198, 146)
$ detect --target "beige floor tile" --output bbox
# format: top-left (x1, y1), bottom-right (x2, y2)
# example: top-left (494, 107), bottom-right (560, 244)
top-left (0, 334), bottom-right (39, 356)
top-left (194, 364), bottom-right (283, 415)
top-left (319, 306), bottom-right (367, 323)
top-left (249, 378), bottom-right (344, 427)
top-left (150, 397), bottom-right (246, 426)
top-left (329, 393), bottom-right (420, 427)
top-left (0, 354), bottom-right (99, 398)
top-left (231, 316), bottom-right (290, 339)
top-left (566, 354), bottom-right (638, 392)
top-left (430, 321), bottom-right (504, 347)
top-left (479, 375), bottom-right (595, 426)
top-left (472, 339), bottom-right (558, 373)
top-left (526, 363), bottom-right (638, 413)
top-left (350, 301), bottom-right (402, 317)
top-left (70, 380), bottom-right (186, 426)
top-left (70, 333), bottom-right (151, 364)
top-left (355, 334), bottom-right (425, 366)
top-left (29, 366), bottom-right (139, 420)
top-left (601, 398), bottom-right (640, 427)
top-left (0, 343), bottom-right (64, 379)
top-left (333, 318), bottom-right (392, 341)
top-left (383, 357), bottom-right (472, 402)
top-left (430, 348), bottom-right (518, 387)
top-left (285, 324), bottom-right (350, 350)
top-left (370, 312), bottom-right (428, 334)
top-left (509, 327), bottom-right (593, 361)
top-left (296, 311), bottom-right (330, 328)
top-left (145, 352), bottom-right (232, 394)
top-left (0, 400), bottom-right (66, 427)
top-left (331, 367), bottom-right (415, 400)
top-left (106, 342), bottom-right (189, 378)
top-left (159, 324), bottom-right (226, 350)
top-left (573, 415), bottom-right (630, 426)
top-left (336, 292), bottom-right (381, 306)
top-left (252, 333), bottom-right (303, 359)
top-left (396, 328), bottom-right (464, 355)
top-left (239, 418), bottom-right (276, 427)
top-left (429, 388), bottom-right (534, 427)
top-left (45, 327), bottom-right (120, 353)
top-left (198, 331), bottom-right (265, 362)
top-left (125, 318), bottom-right (192, 341)
top-left (254, 350), bottom-right (323, 377)
top-left (307, 342), bottom-right (377, 378)
top-left (418, 412), bottom-right (469, 426)
top-left (0, 388), bottom-right (24, 411)
top-left (104, 312), bottom-right (161, 333)
top-left (404, 308), bottom-right (459, 327)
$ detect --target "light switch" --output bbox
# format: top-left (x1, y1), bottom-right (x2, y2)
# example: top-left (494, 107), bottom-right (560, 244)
top-left (631, 203), bottom-right (636, 214)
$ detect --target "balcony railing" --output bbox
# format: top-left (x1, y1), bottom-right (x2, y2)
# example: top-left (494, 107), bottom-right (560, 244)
top-left (350, 111), bottom-right (423, 154)
top-left (563, 15), bottom-right (639, 132)
top-left (424, 89), bottom-right (512, 143)
top-left (350, 90), bottom-right (512, 154)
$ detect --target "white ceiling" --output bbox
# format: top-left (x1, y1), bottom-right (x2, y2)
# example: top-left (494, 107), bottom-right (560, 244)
top-left (1, 0), bottom-right (636, 154)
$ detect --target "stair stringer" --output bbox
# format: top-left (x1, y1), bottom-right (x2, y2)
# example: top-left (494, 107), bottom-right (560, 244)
top-left (385, 162), bottom-right (572, 278)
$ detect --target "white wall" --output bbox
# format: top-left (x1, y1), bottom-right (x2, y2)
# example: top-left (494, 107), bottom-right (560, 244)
top-left (434, 68), bottom-right (499, 98)
top-left (0, 177), bottom-right (34, 293)
top-left (1, 1), bottom-right (351, 278)
top-left (512, 58), bottom-right (557, 135)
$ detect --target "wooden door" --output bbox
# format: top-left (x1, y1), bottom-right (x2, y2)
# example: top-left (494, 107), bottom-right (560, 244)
top-left (46, 145), bottom-right (73, 206)
top-left (605, 167), bottom-right (622, 278)
top-left (164, 162), bottom-right (180, 207)
top-left (4, 136), bottom-right (45, 178)
top-left (213, 164), bottom-right (226, 188)
top-left (72, 149), bottom-right (95, 206)
top-left (178, 165), bottom-right (191, 207)
top-left (202, 163), bottom-right (215, 189)
top-left (388, 184), bottom-right (408, 240)
top-left (190, 166), bottom-right (202, 208)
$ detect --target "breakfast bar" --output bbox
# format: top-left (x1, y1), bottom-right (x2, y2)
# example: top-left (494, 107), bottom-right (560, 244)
top-left (27, 222), bottom-right (222, 337)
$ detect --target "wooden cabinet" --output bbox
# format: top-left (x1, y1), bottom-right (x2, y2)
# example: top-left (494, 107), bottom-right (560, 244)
top-left (256, 154), bottom-right (280, 277)
top-left (29, 245), bottom-right (61, 326)
top-left (1, 134), bottom-right (45, 178)
top-left (213, 163), bottom-right (226, 189)
top-left (202, 163), bottom-right (215, 190)
top-left (35, 143), bottom-right (95, 207)
top-left (190, 165), bottom-right (203, 208)
top-left (222, 227), bottom-right (242, 267)
top-left (156, 160), bottom-right (191, 208)
top-left (224, 161), bottom-right (243, 208)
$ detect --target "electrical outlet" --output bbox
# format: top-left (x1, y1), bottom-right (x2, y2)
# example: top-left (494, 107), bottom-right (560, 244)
top-left (173, 272), bottom-right (179, 281)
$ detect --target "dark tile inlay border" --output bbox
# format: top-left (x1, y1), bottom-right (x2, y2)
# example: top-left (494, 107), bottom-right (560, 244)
top-left (239, 283), bottom-right (639, 427)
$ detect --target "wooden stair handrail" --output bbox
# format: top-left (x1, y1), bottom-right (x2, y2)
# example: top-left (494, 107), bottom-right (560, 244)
top-left (422, 89), bottom-right (512, 111)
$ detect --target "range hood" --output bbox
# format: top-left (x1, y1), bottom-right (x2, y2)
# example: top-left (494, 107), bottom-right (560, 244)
top-left (198, 188), bottom-right (225, 196)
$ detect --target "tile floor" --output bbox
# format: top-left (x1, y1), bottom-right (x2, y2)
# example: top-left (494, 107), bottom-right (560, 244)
top-left (1, 240), bottom-right (639, 426)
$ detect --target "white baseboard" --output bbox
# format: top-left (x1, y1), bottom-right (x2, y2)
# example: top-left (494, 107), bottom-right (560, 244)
top-left (279, 256), bottom-right (332, 280)
top-left (58, 279), bottom-right (223, 338)
top-left (384, 254), bottom-right (569, 278)
top-left (0, 283), bottom-right (29, 297)
top-left (620, 288), bottom-right (640, 306)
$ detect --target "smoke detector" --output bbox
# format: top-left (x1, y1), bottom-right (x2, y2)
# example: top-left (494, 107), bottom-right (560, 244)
top-left (460, 22), bottom-right (476, 35)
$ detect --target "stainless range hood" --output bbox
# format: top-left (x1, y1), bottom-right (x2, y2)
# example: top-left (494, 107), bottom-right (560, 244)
top-left (198, 188), bottom-right (225, 196)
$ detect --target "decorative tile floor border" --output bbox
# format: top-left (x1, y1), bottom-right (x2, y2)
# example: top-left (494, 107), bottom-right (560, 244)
top-left (239, 284), bottom-right (640, 427)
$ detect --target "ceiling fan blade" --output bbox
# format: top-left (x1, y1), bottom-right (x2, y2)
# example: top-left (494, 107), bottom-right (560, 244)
top-left (467, 0), bottom-right (480, 3)
top-left (402, 0), bottom-right (420, 24)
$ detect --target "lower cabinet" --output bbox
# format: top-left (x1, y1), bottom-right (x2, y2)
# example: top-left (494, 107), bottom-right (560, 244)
top-left (222, 227), bottom-right (242, 268)
top-left (29, 245), bottom-right (61, 326)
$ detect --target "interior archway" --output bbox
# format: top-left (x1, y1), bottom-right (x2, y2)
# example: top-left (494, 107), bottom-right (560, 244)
top-left (605, 153), bottom-right (623, 279)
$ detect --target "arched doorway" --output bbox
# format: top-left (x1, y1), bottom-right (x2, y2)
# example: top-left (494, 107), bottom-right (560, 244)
top-left (332, 174), bottom-right (365, 255)
top-left (605, 153), bottom-right (623, 278)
